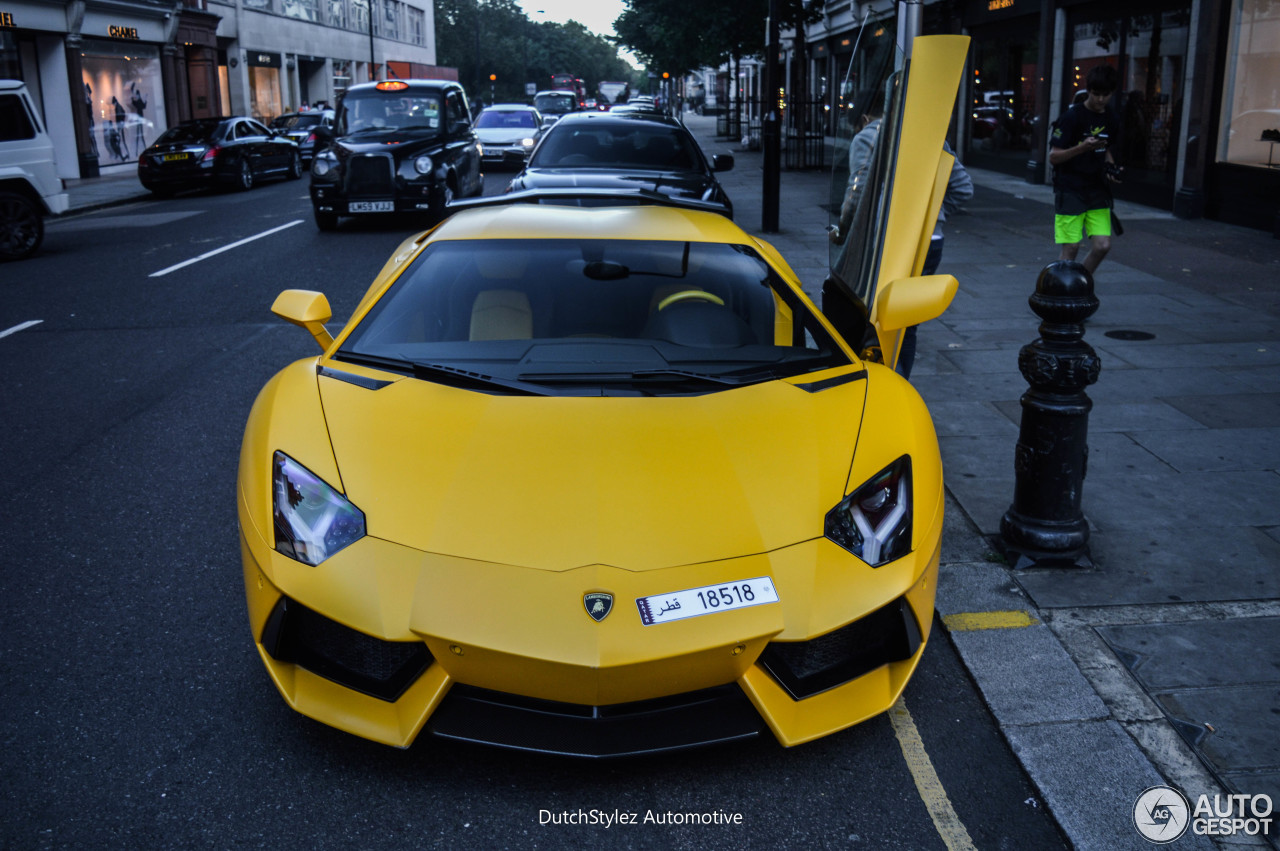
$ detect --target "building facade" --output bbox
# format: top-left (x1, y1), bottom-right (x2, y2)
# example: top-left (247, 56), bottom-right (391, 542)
top-left (781, 0), bottom-right (1279, 234)
top-left (1, 0), bottom-right (444, 181)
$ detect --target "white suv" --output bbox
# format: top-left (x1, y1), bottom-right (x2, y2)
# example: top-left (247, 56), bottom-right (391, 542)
top-left (0, 79), bottom-right (69, 261)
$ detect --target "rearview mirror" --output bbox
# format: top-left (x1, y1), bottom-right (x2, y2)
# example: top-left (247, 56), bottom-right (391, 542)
top-left (272, 289), bottom-right (334, 351)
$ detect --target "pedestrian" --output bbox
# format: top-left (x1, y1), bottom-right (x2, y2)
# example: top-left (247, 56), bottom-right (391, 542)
top-left (899, 143), bottom-right (972, 379)
top-left (1049, 64), bottom-right (1122, 276)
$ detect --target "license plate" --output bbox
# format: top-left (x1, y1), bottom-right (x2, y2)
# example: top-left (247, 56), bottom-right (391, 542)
top-left (348, 201), bottom-right (394, 213)
top-left (636, 577), bottom-right (780, 626)
top-left (162, 153), bottom-right (189, 162)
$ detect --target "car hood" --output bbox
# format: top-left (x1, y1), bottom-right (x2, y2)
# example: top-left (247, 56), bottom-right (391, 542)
top-left (317, 371), bottom-right (865, 572)
top-left (335, 131), bottom-right (444, 156)
top-left (515, 168), bottom-right (719, 200)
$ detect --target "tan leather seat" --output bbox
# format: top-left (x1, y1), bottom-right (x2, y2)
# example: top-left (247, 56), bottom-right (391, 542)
top-left (469, 290), bottom-right (532, 341)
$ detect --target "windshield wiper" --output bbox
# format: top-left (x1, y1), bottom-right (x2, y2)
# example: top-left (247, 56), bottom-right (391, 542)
top-left (517, 368), bottom-right (756, 389)
top-left (333, 352), bottom-right (546, 396)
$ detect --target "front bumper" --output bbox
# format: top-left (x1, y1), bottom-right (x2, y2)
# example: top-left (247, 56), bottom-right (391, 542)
top-left (240, 501), bottom-right (941, 753)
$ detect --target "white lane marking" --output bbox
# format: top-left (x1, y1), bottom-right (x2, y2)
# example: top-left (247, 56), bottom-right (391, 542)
top-left (0, 320), bottom-right (43, 339)
top-left (149, 220), bottom-right (304, 277)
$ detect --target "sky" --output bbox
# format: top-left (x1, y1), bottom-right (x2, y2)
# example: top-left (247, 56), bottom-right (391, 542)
top-left (515, 0), bottom-right (628, 40)
top-left (516, 0), bottom-right (642, 68)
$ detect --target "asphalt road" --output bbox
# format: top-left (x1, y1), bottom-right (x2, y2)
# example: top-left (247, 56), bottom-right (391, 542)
top-left (1, 174), bottom-right (1067, 849)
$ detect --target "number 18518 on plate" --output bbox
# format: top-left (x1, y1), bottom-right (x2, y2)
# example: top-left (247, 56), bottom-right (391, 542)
top-left (636, 577), bottom-right (780, 626)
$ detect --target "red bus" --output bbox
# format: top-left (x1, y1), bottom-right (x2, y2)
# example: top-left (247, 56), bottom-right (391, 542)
top-left (550, 74), bottom-right (587, 108)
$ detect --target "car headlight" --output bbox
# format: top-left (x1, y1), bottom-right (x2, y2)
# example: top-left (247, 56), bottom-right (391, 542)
top-left (413, 155), bottom-right (433, 175)
top-left (273, 452), bottom-right (365, 566)
top-left (520, 137), bottom-right (535, 147)
top-left (311, 155), bottom-right (335, 178)
top-left (824, 456), bottom-right (912, 567)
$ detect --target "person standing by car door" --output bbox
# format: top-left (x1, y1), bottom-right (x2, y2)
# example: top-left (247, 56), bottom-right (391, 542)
top-left (898, 144), bottom-right (971, 379)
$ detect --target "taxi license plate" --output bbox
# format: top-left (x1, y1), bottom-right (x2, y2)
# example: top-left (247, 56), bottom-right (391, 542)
top-left (349, 201), bottom-right (394, 213)
top-left (636, 577), bottom-right (779, 626)
top-left (162, 153), bottom-right (189, 162)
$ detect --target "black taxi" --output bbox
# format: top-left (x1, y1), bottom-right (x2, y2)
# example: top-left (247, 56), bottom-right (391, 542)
top-left (309, 79), bottom-right (485, 230)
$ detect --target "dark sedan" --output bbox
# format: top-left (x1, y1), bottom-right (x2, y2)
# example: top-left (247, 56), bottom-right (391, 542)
top-left (269, 110), bottom-right (334, 162)
top-left (138, 116), bottom-right (302, 196)
top-left (506, 111), bottom-right (734, 217)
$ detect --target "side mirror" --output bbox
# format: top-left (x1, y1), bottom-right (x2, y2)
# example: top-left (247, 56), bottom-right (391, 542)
top-left (711, 154), bottom-right (734, 172)
top-left (272, 289), bottom-right (334, 351)
top-left (873, 275), bottom-right (958, 332)
top-left (313, 125), bottom-right (335, 145)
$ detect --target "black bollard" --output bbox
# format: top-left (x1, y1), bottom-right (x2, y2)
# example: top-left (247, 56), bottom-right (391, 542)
top-left (1000, 260), bottom-right (1101, 568)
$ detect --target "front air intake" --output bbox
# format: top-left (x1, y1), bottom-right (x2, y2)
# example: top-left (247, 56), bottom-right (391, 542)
top-left (261, 597), bottom-right (431, 701)
top-left (759, 598), bottom-right (923, 699)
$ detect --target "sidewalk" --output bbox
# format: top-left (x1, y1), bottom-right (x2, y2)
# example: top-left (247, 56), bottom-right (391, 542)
top-left (60, 119), bottom-right (1279, 848)
top-left (680, 111), bottom-right (1279, 850)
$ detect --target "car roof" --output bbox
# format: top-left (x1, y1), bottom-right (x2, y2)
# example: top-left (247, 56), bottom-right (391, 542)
top-left (546, 111), bottom-right (682, 129)
top-left (430, 200), bottom-right (748, 244)
top-left (344, 79), bottom-right (458, 94)
top-left (482, 104), bottom-right (538, 111)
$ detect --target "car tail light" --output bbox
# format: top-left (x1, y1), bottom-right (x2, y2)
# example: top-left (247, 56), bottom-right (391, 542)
top-left (201, 146), bottom-right (220, 162)
top-left (307, 132), bottom-right (317, 143)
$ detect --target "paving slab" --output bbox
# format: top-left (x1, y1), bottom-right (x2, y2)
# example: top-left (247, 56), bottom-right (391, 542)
top-left (1015, 526), bottom-right (1280, 608)
top-left (1156, 687), bottom-right (1280, 780)
top-left (1159, 393), bottom-right (1280, 430)
top-left (1097, 618), bottom-right (1280, 690)
top-left (1132, 427), bottom-right (1280, 473)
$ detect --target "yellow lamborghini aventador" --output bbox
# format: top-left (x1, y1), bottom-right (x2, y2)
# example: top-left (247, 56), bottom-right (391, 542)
top-left (237, 35), bottom-right (969, 754)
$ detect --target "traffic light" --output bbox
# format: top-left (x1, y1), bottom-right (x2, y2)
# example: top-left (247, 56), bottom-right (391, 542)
top-left (662, 72), bottom-right (670, 80)
top-left (489, 74), bottom-right (496, 81)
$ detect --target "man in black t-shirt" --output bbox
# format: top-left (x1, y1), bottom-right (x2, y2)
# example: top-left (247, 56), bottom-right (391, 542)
top-left (1049, 64), bottom-right (1122, 276)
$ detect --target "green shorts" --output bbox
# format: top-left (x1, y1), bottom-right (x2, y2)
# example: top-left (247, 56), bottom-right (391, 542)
top-left (1054, 189), bottom-right (1112, 243)
top-left (1055, 208), bottom-right (1112, 243)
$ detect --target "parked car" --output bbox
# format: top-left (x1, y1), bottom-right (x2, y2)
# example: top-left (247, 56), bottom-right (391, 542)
top-left (473, 104), bottom-right (543, 170)
top-left (237, 32), bottom-right (970, 754)
top-left (137, 116), bottom-right (302, 197)
top-left (269, 109), bottom-right (334, 163)
top-left (0, 79), bottom-right (69, 261)
top-left (532, 90), bottom-right (581, 128)
top-left (506, 111), bottom-right (735, 217)
top-left (308, 79), bottom-right (484, 230)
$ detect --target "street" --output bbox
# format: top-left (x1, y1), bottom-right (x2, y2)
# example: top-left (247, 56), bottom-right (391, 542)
top-left (0, 178), bottom-right (1070, 848)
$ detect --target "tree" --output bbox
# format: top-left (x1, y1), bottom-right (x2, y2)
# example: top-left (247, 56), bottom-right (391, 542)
top-left (614, 0), bottom-right (824, 76)
top-left (435, 0), bottom-right (636, 105)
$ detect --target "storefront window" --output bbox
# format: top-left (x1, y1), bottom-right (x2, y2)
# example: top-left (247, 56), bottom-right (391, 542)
top-left (1065, 7), bottom-right (1189, 203)
top-left (969, 32), bottom-right (1038, 167)
top-left (1217, 0), bottom-right (1280, 170)
top-left (333, 59), bottom-right (352, 98)
top-left (81, 40), bottom-right (166, 165)
top-left (249, 65), bottom-right (283, 123)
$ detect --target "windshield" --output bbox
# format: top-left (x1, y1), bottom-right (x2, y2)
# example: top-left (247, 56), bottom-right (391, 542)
top-left (530, 124), bottom-right (700, 170)
top-left (476, 110), bottom-right (538, 130)
top-left (273, 113), bottom-right (324, 130)
top-left (337, 92), bottom-right (442, 134)
top-left (535, 93), bottom-right (576, 115)
top-left (337, 239), bottom-right (850, 396)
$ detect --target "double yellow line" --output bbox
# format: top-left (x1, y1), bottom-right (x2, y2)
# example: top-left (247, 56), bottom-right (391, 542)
top-left (891, 610), bottom-right (1040, 850)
